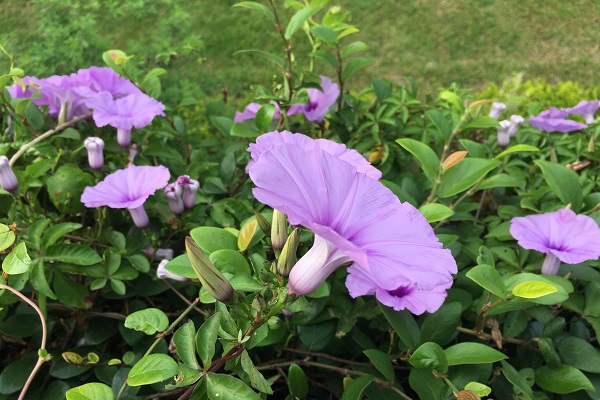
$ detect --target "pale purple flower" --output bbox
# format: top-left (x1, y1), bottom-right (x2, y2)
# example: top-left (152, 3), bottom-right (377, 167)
top-left (563, 100), bottom-right (600, 124)
top-left (164, 183), bottom-right (184, 215)
top-left (527, 106), bottom-right (587, 133)
top-left (0, 156), bottom-right (18, 193)
top-left (85, 92), bottom-right (165, 147)
top-left (510, 209), bottom-right (600, 275)
top-left (84, 137), bottom-right (105, 170)
top-left (175, 175), bottom-right (200, 209)
top-left (507, 115), bottom-right (524, 138)
top-left (234, 101), bottom-right (281, 122)
top-left (247, 130), bottom-right (381, 180)
top-left (71, 67), bottom-right (141, 98)
top-left (489, 102), bottom-right (506, 120)
top-left (248, 131), bottom-right (456, 314)
top-left (497, 120), bottom-right (512, 147)
top-left (287, 76), bottom-right (340, 122)
top-left (157, 259), bottom-right (189, 282)
top-left (144, 247), bottom-right (174, 260)
top-left (81, 165), bottom-right (170, 228)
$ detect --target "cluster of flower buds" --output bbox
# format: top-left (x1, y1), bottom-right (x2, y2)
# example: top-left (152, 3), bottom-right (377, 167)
top-left (164, 175), bottom-right (200, 215)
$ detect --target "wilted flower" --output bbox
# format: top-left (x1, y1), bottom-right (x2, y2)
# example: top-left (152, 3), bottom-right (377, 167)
top-left (84, 137), bottom-right (105, 170)
top-left (496, 120), bottom-right (512, 147)
top-left (527, 106), bottom-right (587, 133)
top-left (563, 100), bottom-right (600, 124)
top-left (175, 175), bottom-right (200, 209)
top-left (0, 156), bottom-right (18, 193)
top-left (510, 209), bottom-right (600, 275)
top-left (80, 165), bottom-right (170, 228)
top-left (156, 259), bottom-right (189, 282)
top-left (287, 76), bottom-right (340, 122)
top-left (234, 101), bottom-right (281, 122)
top-left (164, 183), bottom-right (184, 215)
top-left (248, 131), bottom-right (456, 314)
top-left (489, 102), bottom-right (506, 120)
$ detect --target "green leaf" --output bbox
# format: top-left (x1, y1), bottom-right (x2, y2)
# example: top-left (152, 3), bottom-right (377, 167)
top-left (110, 278), bottom-right (126, 295)
top-left (42, 222), bottom-right (82, 250)
top-left (500, 360), bottom-right (533, 400)
top-left (297, 321), bottom-right (336, 351)
top-left (230, 121), bottom-right (262, 138)
top-left (44, 244), bottom-right (102, 266)
top-left (464, 382), bottom-right (492, 397)
top-left (240, 350), bottom-right (273, 394)
top-left (0, 224), bottom-right (15, 252)
top-left (173, 320), bottom-right (199, 370)
top-left (495, 144), bottom-right (540, 159)
top-left (46, 164), bottom-right (94, 213)
top-left (396, 138), bottom-right (440, 184)
top-left (254, 103), bottom-right (276, 131)
top-left (342, 57), bottom-right (374, 80)
top-left (419, 302), bottom-right (462, 346)
top-left (165, 255), bottom-right (196, 279)
top-left (233, 50), bottom-right (285, 68)
top-left (409, 342), bottom-right (448, 374)
top-left (438, 158), bottom-right (501, 198)
top-left (25, 101), bottom-right (45, 130)
top-left (466, 264), bottom-right (507, 299)
top-left (408, 368), bottom-right (451, 400)
top-left (555, 336), bottom-right (600, 373)
top-left (124, 308), bottom-right (169, 335)
top-left (426, 109), bottom-right (452, 140)
top-left (418, 203), bottom-right (454, 223)
top-left (463, 116), bottom-right (498, 129)
top-left (190, 227), bottom-right (238, 254)
top-left (233, 2), bottom-right (275, 21)
top-left (196, 311), bottom-right (221, 369)
top-left (53, 272), bottom-right (89, 308)
top-left (210, 249), bottom-right (251, 275)
top-left (24, 219), bottom-right (49, 251)
top-left (340, 375), bottom-right (374, 400)
top-left (141, 68), bottom-right (166, 87)
top-left (363, 349), bottom-right (395, 381)
top-left (127, 254), bottom-right (150, 273)
top-left (0, 353), bottom-right (37, 395)
top-left (535, 160), bottom-right (583, 211)
top-left (311, 25), bottom-right (338, 45)
top-left (127, 354), bottom-right (179, 386)
top-left (31, 259), bottom-right (56, 299)
top-left (378, 303), bottom-right (420, 349)
top-left (311, 49), bottom-right (339, 69)
top-left (444, 343), bottom-right (507, 366)
top-left (285, 6), bottom-right (323, 39)
top-left (341, 41), bottom-right (368, 58)
top-left (206, 373), bottom-right (261, 400)
top-left (288, 363), bottom-right (309, 398)
top-left (535, 365), bottom-right (594, 394)
top-left (512, 281), bottom-right (558, 299)
top-left (478, 173), bottom-right (522, 190)
top-left (66, 383), bottom-right (114, 400)
top-left (2, 242), bottom-right (31, 274)
top-left (210, 116), bottom-right (233, 135)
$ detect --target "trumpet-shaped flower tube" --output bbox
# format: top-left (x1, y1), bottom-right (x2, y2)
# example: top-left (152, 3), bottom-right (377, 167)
top-left (81, 165), bottom-right (170, 228)
top-left (510, 209), bottom-right (600, 275)
top-left (248, 131), bottom-right (456, 314)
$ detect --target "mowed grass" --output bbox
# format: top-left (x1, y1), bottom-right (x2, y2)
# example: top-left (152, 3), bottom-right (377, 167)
top-left (1, 0), bottom-right (600, 96)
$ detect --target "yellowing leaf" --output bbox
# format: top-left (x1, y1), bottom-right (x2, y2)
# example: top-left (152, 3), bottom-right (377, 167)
top-left (512, 281), bottom-right (558, 299)
top-left (442, 151), bottom-right (468, 170)
top-left (238, 219), bottom-right (258, 251)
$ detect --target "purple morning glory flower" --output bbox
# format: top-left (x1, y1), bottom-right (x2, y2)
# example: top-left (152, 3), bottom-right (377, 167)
top-left (81, 165), bottom-right (170, 228)
top-left (563, 100), bottom-right (600, 124)
top-left (287, 76), bottom-right (340, 123)
top-left (527, 106), bottom-right (587, 133)
top-left (71, 67), bottom-right (142, 98)
top-left (234, 101), bottom-right (281, 122)
top-left (510, 209), bottom-right (600, 275)
top-left (0, 156), bottom-right (18, 193)
top-left (489, 102), bottom-right (506, 120)
top-left (248, 131), bottom-right (456, 314)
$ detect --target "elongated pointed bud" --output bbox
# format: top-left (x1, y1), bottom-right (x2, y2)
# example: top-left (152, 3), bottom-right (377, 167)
top-left (0, 156), bottom-right (18, 193)
top-left (277, 228), bottom-right (299, 277)
top-left (254, 209), bottom-right (271, 234)
top-left (58, 101), bottom-right (68, 124)
top-left (185, 236), bottom-right (233, 302)
top-left (271, 209), bottom-right (287, 250)
top-left (84, 137), bottom-right (105, 170)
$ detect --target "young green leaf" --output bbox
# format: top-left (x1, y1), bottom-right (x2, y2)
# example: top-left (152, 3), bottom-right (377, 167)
top-left (207, 372), bottom-right (261, 400)
top-left (285, 6), bottom-right (323, 40)
top-left (444, 342), bottom-right (507, 366)
top-left (124, 308), bottom-right (169, 336)
top-left (196, 311), bottom-right (221, 369)
top-left (0, 224), bottom-right (15, 252)
top-left (65, 382), bottom-right (114, 400)
top-left (128, 354), bottom-right (179, 386)
top-left (466, 264), bottom-right (507, 299)
top-left (409, 342), bottom-right (448, 374)
top-left (534, 160), bottom-right (583, 211)
top-left (512, 281), bottom-right (558, 299)
top-left (255, 103), bottom-right (276, 132)
top-left (418, 203), bottom-right (454, 223)
top-left (396, 138), bottom-right (440, 184)
top-left (173, 320), bottom-right (199, 370)
top-left (495, 144), bottom-right (539, 159)
top-left (2, 242), bottom-right (32, 275)
top-left (342, 57), bottom-right (374, 80)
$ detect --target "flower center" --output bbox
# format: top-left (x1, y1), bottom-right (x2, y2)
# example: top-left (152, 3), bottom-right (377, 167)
top-left (387, 284), bottom-right (415, 299)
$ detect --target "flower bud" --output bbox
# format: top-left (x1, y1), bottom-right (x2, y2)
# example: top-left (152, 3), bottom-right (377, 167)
top-left (489, 102), bottom-right (506, 120)
top-left (176, 175), bottom-right (200, 209)
top-left (117, 128), bottom-right (131, 148)
top-left (277, 228), bottom-right (299, 277)
top-left (185, 236), bottom-right (233, 302)
top-left (267, 316), bottom-right (282, 329)
top-left (0, 156), bottom-right (18, 193)
top-left (496, 120), bottom-right (511, 147)
top-left (252, 294), bottom-right (266, 311)
top-left (507, 115), bottom-right (524, 138)
top-left (164, 183), bottom-right (184, 215)
top-left (157, 259), bottom-right (189, 282)
top-left (84, 137), bottom-right (105, 170)
top-left (271, 209), bottom-right (287, 250)
top-left (254, 209), bottom-right (271, 234)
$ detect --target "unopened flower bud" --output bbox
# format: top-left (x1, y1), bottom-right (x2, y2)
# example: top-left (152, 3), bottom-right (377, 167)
top-left (277, 228), bottom-right (299, 277)
top-left (507, 115), bottom-right (524, 138)
top-left (254, 209), bottom-right (271, 233)
top-left (176, 175), bottom-right (200, 209)
top-left (267, 316), bottom-right (282, 330)
top-left (0, 156), bottom-right (18, 193)
top-left (185, 236), bottom-right (233, 302)
top-left (496, 120), bottom-right (511, 147)
top-left (164, 183), bottom-right (184, 215)
top-left (489, 102), bottom-right (506, 120)
top-left (117, 128), bottom-right (132, 148)
top-left (84, 137), bottom-right (104, 170)
top-left (271, 209), bottom-right (287, 250)
top-left (252, 294), bottom-right (266, 311)
top-left (58, 102), bottom-right (68, 125)
top-left (157, 259), bottom-right (189, 282)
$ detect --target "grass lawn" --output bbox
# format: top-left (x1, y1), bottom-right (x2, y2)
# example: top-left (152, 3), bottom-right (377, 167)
top-left (1, 0), bottom-right (599, 97)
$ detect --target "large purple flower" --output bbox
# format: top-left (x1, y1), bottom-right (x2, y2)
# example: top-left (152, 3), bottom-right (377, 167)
top-left (527, 106), bottom-right (587, 133)
top-left (510, 209), bottom-right (600, 275)
top-left (71, 67), bottom-right (142, 98)
top-left (234, 101), bottom-right (281, 122)
top-left (563, 100), bottom-right (600, 124)
top-left (81, 165), bottom-right (170, 228)
top-left (287, 76), bottom-right (340, 123)
top-left (248, 131), bottom-right (456, 314)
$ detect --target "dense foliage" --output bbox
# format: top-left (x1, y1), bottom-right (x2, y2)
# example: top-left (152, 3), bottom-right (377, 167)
top-left (2, 1), bottom-right (600, 400)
